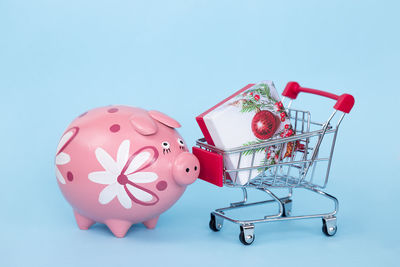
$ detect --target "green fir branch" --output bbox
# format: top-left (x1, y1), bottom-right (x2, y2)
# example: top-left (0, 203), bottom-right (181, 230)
top-left (252, 83), bottom-right (278, 103)
top-left (239, 98), bottom-right (276, 113)
top-left (241, 139), bottom-right (267, 156)
top-left (243, 84), bottom-right (279, 103)
top-left (240, 99), bottom-right (259, 113)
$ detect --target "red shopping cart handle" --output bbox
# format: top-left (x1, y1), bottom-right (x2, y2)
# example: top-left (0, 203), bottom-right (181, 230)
top-left (282, 81), bottom-right (355, 113)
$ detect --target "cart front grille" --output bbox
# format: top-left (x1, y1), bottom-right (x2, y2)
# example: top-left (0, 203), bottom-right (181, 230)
top-left (196, 108), bottom-right (342, 189)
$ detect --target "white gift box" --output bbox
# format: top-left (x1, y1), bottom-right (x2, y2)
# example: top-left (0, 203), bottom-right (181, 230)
top-left (196, 81), bottom-right (295, 185)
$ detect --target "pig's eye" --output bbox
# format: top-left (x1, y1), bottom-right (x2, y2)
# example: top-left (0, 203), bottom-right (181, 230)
top-left (177, 138), bottom-right (185, 149)
top-left (162, 141), bottom-right (170, 149)
top-left (162, 141), bottom-right (171, 154)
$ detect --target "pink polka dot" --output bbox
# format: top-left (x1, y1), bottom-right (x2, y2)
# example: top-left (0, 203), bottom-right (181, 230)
top-left (108, 108), bottom-right (119, 113)
top-left (67, 171), bottom-right (74, 181)
top-left (110, 124), bottom-right (120, 132)
top-left (156, 181), bottom-right (167, 191)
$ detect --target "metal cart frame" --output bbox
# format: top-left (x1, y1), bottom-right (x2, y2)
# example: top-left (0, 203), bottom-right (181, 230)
top-left (194, 82), bottom-right (354, 245)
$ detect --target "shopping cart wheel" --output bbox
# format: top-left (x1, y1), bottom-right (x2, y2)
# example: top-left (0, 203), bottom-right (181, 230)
top-left (322, 217), bottom-right (337, 236)
top-left (209, 213), bottom-right (223, 232)
top-left (239, 225), bottom-right (255, 245)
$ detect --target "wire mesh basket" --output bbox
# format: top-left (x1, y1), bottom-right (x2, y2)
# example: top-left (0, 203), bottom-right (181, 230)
top-left (193, 82), bottom-right (355, 245)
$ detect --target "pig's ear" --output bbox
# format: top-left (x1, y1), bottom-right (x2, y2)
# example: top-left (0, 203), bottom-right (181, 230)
top-left (149, 110), bottom-right (181, 128)
top-left (130, 110), bottom-right (158, 135)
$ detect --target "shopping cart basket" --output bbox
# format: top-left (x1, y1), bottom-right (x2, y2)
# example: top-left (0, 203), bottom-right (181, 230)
top-left (193, 81), bottom-right (355, 245)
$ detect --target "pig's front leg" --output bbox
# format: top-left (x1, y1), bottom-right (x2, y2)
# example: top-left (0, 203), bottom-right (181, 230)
top-left (74, 210), bottom-right (95, 230)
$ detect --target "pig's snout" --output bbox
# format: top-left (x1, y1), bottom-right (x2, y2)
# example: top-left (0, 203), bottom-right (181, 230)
top-left (172, 152), bottom-right (200, 186)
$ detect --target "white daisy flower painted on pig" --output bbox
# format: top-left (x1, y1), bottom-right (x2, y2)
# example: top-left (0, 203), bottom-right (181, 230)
top-left (88, 140), bottom-right (160, 209)
top-left (55, 127), bottom-right (79, 184)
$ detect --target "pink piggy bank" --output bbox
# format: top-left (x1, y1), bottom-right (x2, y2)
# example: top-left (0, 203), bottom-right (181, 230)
top-left (55, 106), bottom-right (200, 237)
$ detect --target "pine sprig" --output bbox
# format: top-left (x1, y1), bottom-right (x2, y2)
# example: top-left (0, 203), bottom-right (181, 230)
top-left (236, 83), bottom-right (279, 114)
top-left (241, 99), bottom-right (259, 113)
top-left (260, 84), bottom-right (279, 103)
top-left (245, 83), bottom-right (278, 102)
top-left (242, 139), bottom-right (266, 156)
top-left (240, 100), bottom-right (275, 113)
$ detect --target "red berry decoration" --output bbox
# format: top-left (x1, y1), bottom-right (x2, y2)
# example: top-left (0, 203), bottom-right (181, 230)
top-left (280, 117), bottom-right (285, 122)
top-left (287, 129), bottom-right (293, 136)
top-left (251, 110), bottom-right (277, 140)
top-left (254, 95), bottom-right (260, 101)
top-left (280, 112), bottom-right (286, 118)
top-left (277, 102), bottom-right (283, 108)
top-left (284, 124), bottom-right (290, 129)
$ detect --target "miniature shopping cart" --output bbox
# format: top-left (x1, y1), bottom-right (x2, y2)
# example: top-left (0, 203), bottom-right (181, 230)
top-left (193, 82), bottom-right (355, 245)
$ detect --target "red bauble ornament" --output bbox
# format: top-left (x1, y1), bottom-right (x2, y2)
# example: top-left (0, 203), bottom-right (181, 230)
top-left (251, 110), bottom-right (277, 140)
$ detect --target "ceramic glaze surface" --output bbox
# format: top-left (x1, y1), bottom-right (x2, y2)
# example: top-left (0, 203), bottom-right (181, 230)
top-left (55, 106), bottom-right (199, 237)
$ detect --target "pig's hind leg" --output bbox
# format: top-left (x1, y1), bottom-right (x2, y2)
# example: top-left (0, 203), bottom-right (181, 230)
top-left (73, 210), bottom-right (95, 230)
top-left (143, 216), bottom-right (159, 229)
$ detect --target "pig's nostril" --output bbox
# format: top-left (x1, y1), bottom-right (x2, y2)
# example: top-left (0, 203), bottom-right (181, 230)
top-left (194, 166), bottom-right (198, 171)
top-left (186, 168), bottom-right (190, 173)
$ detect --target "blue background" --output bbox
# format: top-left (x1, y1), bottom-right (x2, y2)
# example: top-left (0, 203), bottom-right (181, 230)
top-left (1, 0), bottom-right (399, 266)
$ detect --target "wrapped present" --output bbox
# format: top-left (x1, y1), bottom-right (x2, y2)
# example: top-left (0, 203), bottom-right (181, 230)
top-left (196, 81), bottom-right (295, 185)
